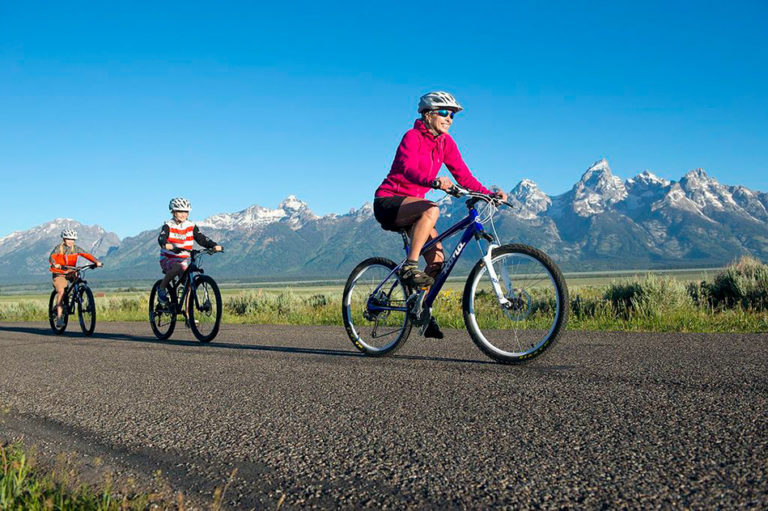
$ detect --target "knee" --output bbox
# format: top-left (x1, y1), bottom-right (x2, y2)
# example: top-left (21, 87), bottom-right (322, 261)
top-left (423, 205), bottom-right (439, 223)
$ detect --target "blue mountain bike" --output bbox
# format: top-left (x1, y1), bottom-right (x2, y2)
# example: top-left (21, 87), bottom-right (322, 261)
top-left (342, 186), bottom-right (569, 364)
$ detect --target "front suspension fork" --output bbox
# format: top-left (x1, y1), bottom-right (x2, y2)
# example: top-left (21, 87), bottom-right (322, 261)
top-left (481, 243), bottom-right (512, 308)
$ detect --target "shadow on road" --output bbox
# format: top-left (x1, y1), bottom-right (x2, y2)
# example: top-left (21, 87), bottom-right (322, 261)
top-left (0, 324), bottom-right (499, 366)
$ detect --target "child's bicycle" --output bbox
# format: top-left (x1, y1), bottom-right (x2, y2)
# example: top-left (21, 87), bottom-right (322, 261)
top-left (342, 184), bottom-right (569, 364)
top-left (48, 264), bottom-right (100, 336)
top-left (148, 248), bottom-right (223, 342)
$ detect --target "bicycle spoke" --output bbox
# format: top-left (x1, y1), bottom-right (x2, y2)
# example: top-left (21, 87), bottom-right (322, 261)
top-left (343, 259), bottom-right (411, 355)
top-left (465, 246), bottom-right (567, 363)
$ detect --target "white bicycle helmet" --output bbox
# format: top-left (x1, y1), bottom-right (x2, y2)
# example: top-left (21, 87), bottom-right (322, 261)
top-left (61, 228), bottom-right (78, 240)
top-left (169, 197), bottom-right (192, 212)
top-left (418, 91), bottom-right (463, 113)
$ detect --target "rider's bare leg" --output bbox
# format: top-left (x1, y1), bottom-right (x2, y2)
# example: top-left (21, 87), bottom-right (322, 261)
top-left (393, 198), bottom-right (439, 263)
top-left (160, 263), bottom-right (185, 291)
top-left (422, 228), bottom-right (445, 279)
top-left (56, 289), bottom-right (65, 318)
top-left (53, 276), bottom-right (67, 319)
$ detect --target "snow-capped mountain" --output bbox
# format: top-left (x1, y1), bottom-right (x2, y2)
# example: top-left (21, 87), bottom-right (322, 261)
top-left (199, 195), bottom-right (319, 231)
top-left (0, 219), bottom-right (119, 258)
top-left (553, 159), bottom-right (628, 217)
top-left (650, 182), bottom-right (710, 218)
top-left (0, 219), bottom-right (120, 281)
top-left (350, 202), bottom-right (373, 222)
top-left (677, 169), bottom-right (768, 223)
top-left (508, 179), bottom-right (551, 219)
top-left (2, 161), bottom-right (767, 283)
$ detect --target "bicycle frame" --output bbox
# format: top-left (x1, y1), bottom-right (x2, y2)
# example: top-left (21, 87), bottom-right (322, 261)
top-left (168, 251), bottom-right (210, 315)
top-left (368, 202), bottom-right (510, 316)
top-left (58, 267), bottom-right (91, 312)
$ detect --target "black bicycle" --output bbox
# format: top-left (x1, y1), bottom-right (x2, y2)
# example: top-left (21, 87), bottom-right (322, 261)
top-left (148, 248), bottom-right (223, 342)
top-left (343, 184), bottom-right (569, 364)
top-left (48, 264), bottom-right (99, 336)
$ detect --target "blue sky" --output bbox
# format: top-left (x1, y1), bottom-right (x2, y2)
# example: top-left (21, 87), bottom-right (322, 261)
top-left (1, 1), bottom-right (766, 238)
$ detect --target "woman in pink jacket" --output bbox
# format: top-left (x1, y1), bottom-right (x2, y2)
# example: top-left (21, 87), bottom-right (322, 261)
top-left (374, 91), bottom-right (507, 338)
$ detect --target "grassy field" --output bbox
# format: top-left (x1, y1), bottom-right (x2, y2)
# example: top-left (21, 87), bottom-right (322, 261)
top-left (0, 441), bottom-right (239, 510)
top-left (1, 261), bottom-right (766, 333)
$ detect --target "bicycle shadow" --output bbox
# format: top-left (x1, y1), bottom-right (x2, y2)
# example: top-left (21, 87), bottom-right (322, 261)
top-left (0, 324), bottom-right (502, 366)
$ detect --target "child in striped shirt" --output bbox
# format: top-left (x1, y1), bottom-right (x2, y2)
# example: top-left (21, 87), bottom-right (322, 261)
top-left (157, 197), bottom-right (221, 303)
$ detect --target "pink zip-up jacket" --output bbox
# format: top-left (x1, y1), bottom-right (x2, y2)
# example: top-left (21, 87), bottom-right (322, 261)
top-left (375, 119), bottom-right (492, 199)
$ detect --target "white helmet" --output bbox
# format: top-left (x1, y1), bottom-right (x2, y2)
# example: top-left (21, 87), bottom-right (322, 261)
top-left (169, 197), bottom-right (192, 212)
top-left (418, 91), bottom-right (463, 113)
top-left (61, 228), bottom-right (78, 240)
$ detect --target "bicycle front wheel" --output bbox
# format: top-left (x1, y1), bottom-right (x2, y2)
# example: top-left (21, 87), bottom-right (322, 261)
top-left (463, 244), bottom-right (569, 364)
top-left (188, 275), bottom-right (222, 343)
top-left (342, 257), bottom-right (412, 356)
top-left (77, 286), bottom-right (96, 336)
top-left (149, 280), bottom-right (177, 340)
top-left (48, 290), bottom-right (68, 335)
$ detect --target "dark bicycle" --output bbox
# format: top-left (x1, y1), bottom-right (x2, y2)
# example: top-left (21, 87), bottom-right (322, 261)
top-left (342, 184), bottom-right (569, 364)
top-left (148, 248), bottom-right (223, 342)
top-left (48, 264), bottom-right (100, 336)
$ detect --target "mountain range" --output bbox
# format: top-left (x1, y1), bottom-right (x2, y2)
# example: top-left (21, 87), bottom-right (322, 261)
top-left (1, 159), bottom-right (766, 284)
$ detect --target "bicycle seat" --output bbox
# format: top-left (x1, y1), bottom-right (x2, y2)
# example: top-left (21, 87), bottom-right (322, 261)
top-left (380, 222), bottom-right (406, 234)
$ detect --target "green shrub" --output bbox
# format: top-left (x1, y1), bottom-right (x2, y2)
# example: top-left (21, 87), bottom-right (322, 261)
top-left (0, 301), bottom-right (46, 321)
top-left (698, 256), bottom-right (768, 310)
top-left (304, 294), bottom-right (329, 308)
top-left (604, 273), bottom-right (693, 319)
top-left (570, 292), bottom-right (609, 319)
top-left (225, 291), bottom-right (303, 316)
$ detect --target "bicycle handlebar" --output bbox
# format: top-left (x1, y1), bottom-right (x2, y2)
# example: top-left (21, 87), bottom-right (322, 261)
top-left (195, 247), bottom-right (224, 255)
top-left (430, 179), bottom-right (513, 208)
top-left (170, 247), bottom-right (224, 255)
top-left (60, 263), bottom-right (100, 271)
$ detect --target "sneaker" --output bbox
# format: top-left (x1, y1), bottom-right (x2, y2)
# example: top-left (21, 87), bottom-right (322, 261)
top-left (424, 317), bottom-right (444, 339)
top-left (157, 288), bottom-right (169, 304)
top-left (398, 261), bottom-right (434, 289)
top-left (55, 315), bottom-right (65, 328)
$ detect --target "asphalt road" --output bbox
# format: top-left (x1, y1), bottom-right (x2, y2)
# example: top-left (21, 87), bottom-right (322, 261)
top-left (0, 322), bottom-right (765, 508)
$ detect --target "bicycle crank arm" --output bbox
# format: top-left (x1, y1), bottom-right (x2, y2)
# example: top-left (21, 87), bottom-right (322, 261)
top-left (417, 308), bottom-right (433, 336)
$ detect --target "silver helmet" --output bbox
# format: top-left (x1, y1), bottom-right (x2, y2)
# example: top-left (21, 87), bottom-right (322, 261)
top-left (418, 91), bottom-right (463, 113)
top-left (169, 197), bottom-right (192, 212)
top-left (60, 228), bottom-right (78, 240)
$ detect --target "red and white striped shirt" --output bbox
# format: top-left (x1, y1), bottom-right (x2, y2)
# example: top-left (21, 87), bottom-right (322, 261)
top-left (160, 219), bottom-right (195, 261)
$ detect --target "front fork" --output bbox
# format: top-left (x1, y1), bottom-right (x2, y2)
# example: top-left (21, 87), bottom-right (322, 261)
top-left (481, 243), bottom-right (512, 308)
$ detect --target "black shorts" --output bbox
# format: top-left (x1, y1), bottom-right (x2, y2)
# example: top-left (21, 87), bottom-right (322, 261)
top-left (373, 196), bottom-right (406, 231)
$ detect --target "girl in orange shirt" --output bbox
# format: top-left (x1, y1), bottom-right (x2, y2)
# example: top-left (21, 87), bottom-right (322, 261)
top-left (49, 228), bottom-right (102, 327)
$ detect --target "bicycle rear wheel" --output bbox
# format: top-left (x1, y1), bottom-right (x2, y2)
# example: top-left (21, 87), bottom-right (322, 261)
top-left (149, 280), bottom-right (177, 340)
top-left (342, 257), bottom-right (412, 356)
top-left (77, 286), bottom-right (96, 336)
top-left (48, 290), bottom-right (68, 335)
top-left (188, 275), bottom-right (222, 343)
top-left (463, 244), bottom-right (569, 364)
